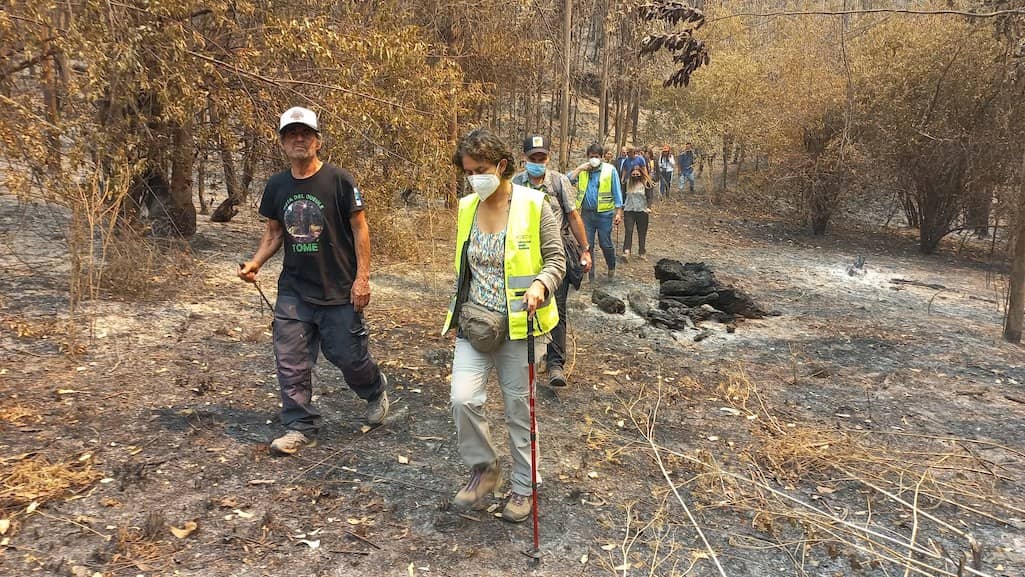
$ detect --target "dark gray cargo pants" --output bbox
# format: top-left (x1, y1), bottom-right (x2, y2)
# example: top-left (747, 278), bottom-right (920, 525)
top-left (272, 294), bottom-right (384, 435)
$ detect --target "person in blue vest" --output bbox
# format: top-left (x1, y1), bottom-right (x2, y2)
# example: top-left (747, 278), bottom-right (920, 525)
top-left (444, 128), bottom-right (566, 523)
top-left (512, 135), bottom-right (592, 389)
top-left (569, 143), bottom-right (624, 281)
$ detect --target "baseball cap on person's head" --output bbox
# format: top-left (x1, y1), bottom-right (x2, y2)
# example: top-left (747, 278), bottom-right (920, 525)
top-left (523, 135), bottom-right (550, 156)
top-left (279, 107), bottom-right (319, 134)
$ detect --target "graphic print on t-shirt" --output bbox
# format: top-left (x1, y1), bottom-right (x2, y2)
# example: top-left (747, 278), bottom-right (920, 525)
top-left (282, 193), bottom-right (325, 253)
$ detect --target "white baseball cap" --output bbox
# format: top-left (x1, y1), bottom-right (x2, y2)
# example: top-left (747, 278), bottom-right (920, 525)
top-left (278, 107), bottom-right (319, 134)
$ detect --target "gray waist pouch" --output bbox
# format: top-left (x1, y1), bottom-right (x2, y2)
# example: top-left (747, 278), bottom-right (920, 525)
top-left (459, 301), bottom-right (508, 353)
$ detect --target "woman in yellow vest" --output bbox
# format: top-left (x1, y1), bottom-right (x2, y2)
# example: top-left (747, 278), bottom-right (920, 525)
top-left (443, 128), bottom-right (566, 522)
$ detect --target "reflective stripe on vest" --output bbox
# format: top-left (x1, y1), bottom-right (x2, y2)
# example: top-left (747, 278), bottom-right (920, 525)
top-left (576, 163), bottom-right (615, 212)
top-left (442, 185), bottom-right (559, 339)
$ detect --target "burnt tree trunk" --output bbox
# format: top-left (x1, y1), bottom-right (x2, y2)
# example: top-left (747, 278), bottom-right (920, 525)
top-left (965, 185), bottom-right (993, 238)
top-left (198, 150), bottom-right (208, 215)
top-left (240, 130), bottom-right (258, 194)
top-left (152, 122), bottom-right (197, 238)
top-left (1004, 153), bottom-right (1025, 343)
top-left (721, 133), bottom-right (730, 193)
top-left (629, 84), bottom-right (640, 143)
top-left (209, 99), bottom-right (246, 223)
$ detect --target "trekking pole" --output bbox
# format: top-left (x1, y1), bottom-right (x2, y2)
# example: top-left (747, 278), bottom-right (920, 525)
top-left (615, 219), bottom-right (621, 261)
top-left (524, 315), bottom-right (541, 567)
top-left (239, 263), bottom-right (275, 315)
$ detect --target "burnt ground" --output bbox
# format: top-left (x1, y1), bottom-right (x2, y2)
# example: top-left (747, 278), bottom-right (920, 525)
top-left (1, 192), bottom-right (1024, 577)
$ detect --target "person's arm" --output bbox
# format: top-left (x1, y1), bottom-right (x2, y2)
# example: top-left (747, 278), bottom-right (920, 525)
top-left (239, 219), bottom-right (284, 282)
top-left (611, 168), bottom-right (624, 225)
top-left (566, 209), bottom-right (592, 273)
top-left (350, 210), bottom-right (372, 311)
top-left (557, 174), bottom-right (592, 273)
top-left (524, 202), bottom-right (566, 316)
top-left (568, 161), bottom-right (591, 183)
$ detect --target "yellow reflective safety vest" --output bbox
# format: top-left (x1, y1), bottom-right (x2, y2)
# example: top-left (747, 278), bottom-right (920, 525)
top-left (576, 163), bottom-right (616, 212)
top-left (442, 185), bottom-right (559, 340)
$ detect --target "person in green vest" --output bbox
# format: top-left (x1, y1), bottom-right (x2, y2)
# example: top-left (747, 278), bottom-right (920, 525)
top-left (512, 134), bottom-right (592, 389)
top-left (444, 128), bottom-right (566, 523)
top-left (569, 143), bottom-right (624, 281)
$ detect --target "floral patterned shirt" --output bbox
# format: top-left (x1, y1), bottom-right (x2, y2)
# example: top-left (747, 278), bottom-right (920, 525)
top-left (467, 219), bottom-right (507, 313)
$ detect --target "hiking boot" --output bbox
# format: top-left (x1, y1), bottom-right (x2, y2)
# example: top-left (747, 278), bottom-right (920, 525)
top-left (366, 376), bottom-right (390, 426)
top-left (502, 492), bottom-right (532, 523)
top-left (452, 462), bottom-right (501, 510)
top-left (269, 430), bottom-right (317, 456)
top-left (607, 269), bottom-right (615, 280)
top-left (547, 365), bottom-right (568, 388)
top-left (621, 250), bottom-right (630, 263)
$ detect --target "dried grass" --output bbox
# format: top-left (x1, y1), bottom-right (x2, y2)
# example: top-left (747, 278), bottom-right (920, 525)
top-left (96, 233), bottom-right (194, 300)
top-left (0, 453), bottom-right (102, 534)
top-left (614, 367), bottom-right (1020, 577)
top-left (371, 206), bottom-right (450, 262)
top-left (0, 405), bottom-right (40, 425)
top-left (106, 525), bottom-right (173, 573)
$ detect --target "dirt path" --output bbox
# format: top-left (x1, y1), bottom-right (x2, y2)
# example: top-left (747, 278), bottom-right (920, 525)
top-left (2, 193), bottom-right (1023, 577)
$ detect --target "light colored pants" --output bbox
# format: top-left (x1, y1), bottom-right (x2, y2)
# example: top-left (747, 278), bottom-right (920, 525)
top-left (451, 335), bottom-right (547, 495)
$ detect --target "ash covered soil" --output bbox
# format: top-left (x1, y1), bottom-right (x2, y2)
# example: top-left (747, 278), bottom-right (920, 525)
top-left (1, 193), bottom-right (1023, 577)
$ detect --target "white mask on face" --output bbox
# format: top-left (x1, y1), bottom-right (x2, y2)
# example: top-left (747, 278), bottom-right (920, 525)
top-left (467, 174), bottom-right (500, 200)
top-left (467, 160), bottom-right (504, 201)
top-left (588, 157), bottom-right (602, 168)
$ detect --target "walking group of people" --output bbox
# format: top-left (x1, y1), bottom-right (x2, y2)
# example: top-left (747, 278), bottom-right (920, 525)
top-left (238, 106), bottom-right (684, 526)
top-left (613, 143), bottom-right (698, 201)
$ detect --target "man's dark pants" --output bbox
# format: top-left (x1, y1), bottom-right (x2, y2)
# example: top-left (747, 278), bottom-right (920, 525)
top-left (272, 293), bottom-right (384, 436)
top-left (546, 276), bottom-right (572, 371)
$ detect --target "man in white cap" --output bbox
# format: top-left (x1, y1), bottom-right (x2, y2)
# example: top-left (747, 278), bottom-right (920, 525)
top-left (239, 107), bottom-right (389, 456)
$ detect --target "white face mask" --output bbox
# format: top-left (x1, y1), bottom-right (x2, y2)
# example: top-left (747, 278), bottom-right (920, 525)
top-left (588, 157), bottom-right (602, 168)
top-left (467, 174), bottom-right (500, 200)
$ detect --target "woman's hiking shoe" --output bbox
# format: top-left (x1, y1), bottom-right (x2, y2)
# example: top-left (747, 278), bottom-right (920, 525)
top-left (452, 463), bottom-right (501, 510)
top-left (270, 430), bottom-right (317, 456)
top-left (547, 366), bottom-right (568, 388)
top-left (501, 493), bottom-right (532, 523)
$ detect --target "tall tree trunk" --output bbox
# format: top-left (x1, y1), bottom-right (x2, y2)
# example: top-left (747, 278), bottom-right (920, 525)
top-left (447, 104), bottom-right (459, 208)
top-left (198, 150), bottom-right (208, 215)
top-left (209, 99), bottom-right (245, 223)
top-left (524, 85), bottom-right (530, 136)
top-left (559, 0), bottom-right (573, 171)
top-left (241, 130), bottom-right (257, 193)
top-left (1004, 154), bottom-right (1025, 342)
top-left (155, 122), bottom-right (197, 238)
top-left (547, 80), bottom-right (556, 144)
top-left (42, 49), bottom-right (60, 173)
top-left (613, 83), bottom-right (622, 150)
top-left (536, 67), bottom-right (544, 133)
top-left (598, 0), bottom-right (609, 143)
top-left (629, 84), bottom-right (640, 143)
top-left (966, 185), bottom-right (993, 238)
top-left (721, 133), bottom-right (730, 195)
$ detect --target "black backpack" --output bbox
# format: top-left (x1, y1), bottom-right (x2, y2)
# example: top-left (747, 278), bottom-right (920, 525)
top-left (548, 175), bottom-right (584, 290)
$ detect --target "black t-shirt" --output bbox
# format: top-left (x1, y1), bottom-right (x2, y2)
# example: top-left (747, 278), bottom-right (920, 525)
top-left (259, 163), bottom-right (365, 305)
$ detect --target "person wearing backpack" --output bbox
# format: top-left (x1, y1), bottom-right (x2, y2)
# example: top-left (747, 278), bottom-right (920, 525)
top-left (513, 135), bottom-right (592, 388)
